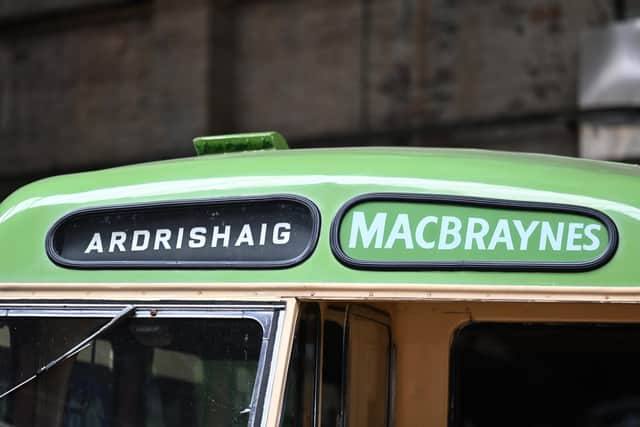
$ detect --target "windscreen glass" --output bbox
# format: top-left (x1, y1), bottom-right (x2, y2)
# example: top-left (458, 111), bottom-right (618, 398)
top-left (451, 323), bottom-right (640, 427)
top-left (0, 316), bottom-right (263, 427)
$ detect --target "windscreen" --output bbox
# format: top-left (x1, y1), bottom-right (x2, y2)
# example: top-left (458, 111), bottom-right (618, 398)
top-left (0, 316), bottom-right (264, 427)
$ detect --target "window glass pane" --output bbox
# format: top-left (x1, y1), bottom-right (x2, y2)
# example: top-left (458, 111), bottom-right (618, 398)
top-left (346, 315), bottom-right (389, 427)
top-left (0, 316), bottom-right (264, 427)
top-left (280, 303), bottom-right (319, 427)
top-left (321, 319), bottom-right (344, 427)
top-left (0, 318), bottom-right (106, 395)
top-left (451, 323), bottom-right (640, 427)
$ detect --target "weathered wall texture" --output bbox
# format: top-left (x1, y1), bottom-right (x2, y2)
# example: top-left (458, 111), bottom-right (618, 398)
top-left (235, 0), bottom-right (613, 140)
top-left (0, 0), bottom-right (623, 199)
top-left (0, 0), bottom-right (218, 193)
top-left (235, 0), bottom-right (363, 138)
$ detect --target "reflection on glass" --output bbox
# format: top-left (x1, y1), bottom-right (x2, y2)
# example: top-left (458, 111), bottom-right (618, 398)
top-left (280, 303), bottom-right (319, 427)
top-left (321, 319), bottom-right (344, 427)
top-left (0, 318), bottom-right (106, 397)
top-left (0, 317), bottom-right (263, 427)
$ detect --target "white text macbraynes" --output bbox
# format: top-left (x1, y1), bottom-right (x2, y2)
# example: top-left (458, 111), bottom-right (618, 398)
top-left (348, 212), bottom-right (603, 252)
top-left (84, 222), bottom-right (292, 254)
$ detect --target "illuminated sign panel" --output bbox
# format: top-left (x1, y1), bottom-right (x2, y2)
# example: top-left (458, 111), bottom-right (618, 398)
top-left (331, 194), bottom-right (617, 271)
top-left (48, 196), bottom-right (320, 269)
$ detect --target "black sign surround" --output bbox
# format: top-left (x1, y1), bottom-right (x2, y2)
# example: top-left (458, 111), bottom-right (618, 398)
top-left (47, 195), bottom-right (320, 269)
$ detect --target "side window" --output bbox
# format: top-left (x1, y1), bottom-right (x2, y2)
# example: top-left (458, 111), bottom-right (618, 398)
top-left (320, 305), bottom-right (391, 427)
top-left (321, 308), bottom-right (346, 427)
top-left (450, 323), bottom-right (640, 427)
top-left (284, 304), bottom-right (392, 427)
top-left (281, 303), bottom-right (320, 427)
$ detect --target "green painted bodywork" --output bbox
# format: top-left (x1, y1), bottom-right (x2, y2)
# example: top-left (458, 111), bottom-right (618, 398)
top-left (1, 147), bottom-right (639, 286)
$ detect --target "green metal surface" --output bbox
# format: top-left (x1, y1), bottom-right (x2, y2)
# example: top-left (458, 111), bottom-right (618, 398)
top-left (1, 146), bottom-right (639, 286)
top-left (193, 132), bottom-right (288, 156)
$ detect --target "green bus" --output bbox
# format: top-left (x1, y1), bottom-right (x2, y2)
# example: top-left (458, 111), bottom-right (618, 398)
top-left (0, 132), bottom-right (639, 427)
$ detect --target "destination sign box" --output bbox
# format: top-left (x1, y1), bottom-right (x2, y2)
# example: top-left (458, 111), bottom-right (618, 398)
top-left (47, 196), bottom-right (320, 269)
top-left (331, 194), bottom-right (617, 271)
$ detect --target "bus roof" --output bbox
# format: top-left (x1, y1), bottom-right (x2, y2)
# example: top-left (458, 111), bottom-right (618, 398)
top-left (1, 146), bottom-right (639, 288)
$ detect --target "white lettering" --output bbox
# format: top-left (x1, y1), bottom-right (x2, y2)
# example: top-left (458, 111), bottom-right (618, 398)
top-left (176, 227), bottom-right (184, 249)
top-left (465, 217), bottom-right (489, 250)
top-left (188, 227), bottom-right (207, 248)
top-left (349, 212), bottom-right (387, 249)
top-left (582, 224), bottom-right (602, 251)
top-left (211, 225), bottom-right (231, 248)
top-left (259, 223), bottom-right (267, 246)
top-left (488, 219), bottom-right (514, 250)
top-left (385, 214), bottom-right (414, 249)
top-left (235, 224), bottom-right (255, 246)
top-left (438, 216), bottom-right (462, 250)
top-left (273, 223), bottom-right (291, 245)
top-left (109, 231), bottom-right (127, 253)
top-left (415, 216), bottom-right (438, 249)
top-left (154, 229), bottom-right (172, 250)
top-left (84, 233), bottom-right (104, 254)
top-left (566, 223), bottom-right (584, 251)
top-left (512, 220), bottom-right (539, 250)
top-left (131, 230), bottom-right (151, 252)
top-left (539, 222), bottom-right (564, 251)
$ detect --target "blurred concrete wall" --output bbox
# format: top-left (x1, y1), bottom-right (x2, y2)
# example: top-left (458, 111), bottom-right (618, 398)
top-left (0, 0), bottom-right (620, 199)
top-left (236, 1), bottom-right (611, 137)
